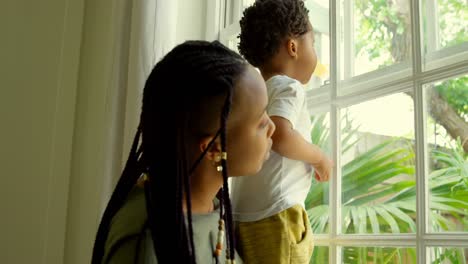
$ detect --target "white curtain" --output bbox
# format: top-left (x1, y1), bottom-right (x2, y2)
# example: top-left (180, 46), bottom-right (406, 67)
top-left (122, 0), bottom-right (178, 164)
top-left (63, 1), bottom-right (179, 262)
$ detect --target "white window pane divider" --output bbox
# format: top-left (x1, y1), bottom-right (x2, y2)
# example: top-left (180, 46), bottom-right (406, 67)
top-left (329, 0), bottom-right (340, 262)
top-left (338, 63), bottom-right (413, 96)
top-left (342, 0), bottom-right (354, 79)
top-left (314, 234), bottom-right (468, 246)
top-left (425, 0), bottom-right (440, 52)
top-left (314, 234), bottom-right (418, 247)
top-left (423, 46), bottom-right (468, 75)
top-left (306, 62), bottom-right (468, 114)
top-left (411, 0), bottom-right (428, 262)
top-left (424, 234), bottom-right (468, 246)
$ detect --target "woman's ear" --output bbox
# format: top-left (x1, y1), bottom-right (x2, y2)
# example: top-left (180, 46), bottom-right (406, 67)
top-left (286, 38), bottom-right (298, 59)
top-left (199, 136), bottom-right (222, 161)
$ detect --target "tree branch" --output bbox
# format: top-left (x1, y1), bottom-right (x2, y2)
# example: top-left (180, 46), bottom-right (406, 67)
top-left (427, 89), bottom-right (468, 153)
top-left (406, 90), bottom-right (468, 152)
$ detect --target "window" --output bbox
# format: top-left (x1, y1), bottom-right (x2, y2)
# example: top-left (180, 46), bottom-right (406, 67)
top-left (216, 0), bottom-right (468, 263)
top-left (422, 0), bottom-right (468, 71)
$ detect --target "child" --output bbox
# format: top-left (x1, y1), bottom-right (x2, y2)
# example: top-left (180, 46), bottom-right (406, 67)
top-left (230, 0), bottom-right (333, 263)
top-left (91, 40), bottom-right (275, 264)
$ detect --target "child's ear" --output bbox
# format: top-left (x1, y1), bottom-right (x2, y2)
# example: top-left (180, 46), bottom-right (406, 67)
top-left (199, 136), bottom-right (222, 161)
top-left (286, 39), bottom-right (298, 59)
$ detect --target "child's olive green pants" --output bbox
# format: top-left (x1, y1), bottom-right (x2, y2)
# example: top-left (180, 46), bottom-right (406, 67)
top-left (236, 204), bottom-right (314, 264)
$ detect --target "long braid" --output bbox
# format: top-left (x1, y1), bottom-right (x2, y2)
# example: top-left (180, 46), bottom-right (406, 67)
top-left (91, 126), bottom-right (143, 264)
top-left (219, 85), bottom-right (236, 261)
top-left (215, 186), bottom-right (224, 264)
top-left (179, 113), bottom-right (197, 263)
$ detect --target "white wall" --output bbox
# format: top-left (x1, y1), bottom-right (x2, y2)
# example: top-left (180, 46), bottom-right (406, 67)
top-left (0, 0), bottom-right (208, 263)
top-left (0, 0), bottom-right (84, 263)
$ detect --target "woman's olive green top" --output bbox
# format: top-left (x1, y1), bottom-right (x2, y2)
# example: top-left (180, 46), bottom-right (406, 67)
top-left (103, 187), bottom-right (242, 264)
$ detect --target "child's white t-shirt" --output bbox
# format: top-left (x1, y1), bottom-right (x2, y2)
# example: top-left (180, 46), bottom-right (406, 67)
top-left (231, 75), bottom-right (313, 222)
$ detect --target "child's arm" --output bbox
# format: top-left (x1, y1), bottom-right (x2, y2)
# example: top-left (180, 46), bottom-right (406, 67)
top-left (270, 116), bottom-right (332, 182)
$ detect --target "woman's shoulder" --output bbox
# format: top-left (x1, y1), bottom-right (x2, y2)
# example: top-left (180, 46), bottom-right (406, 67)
top-left (104, 230), bottom-right (156, 264)
top-left (107, 187), bottom-right (148, 245)
top-left (103, 187), bottom-right (152, 263)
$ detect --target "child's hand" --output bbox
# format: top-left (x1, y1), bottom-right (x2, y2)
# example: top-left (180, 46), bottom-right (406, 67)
top-left (312, 155), bottom-right (333, 182)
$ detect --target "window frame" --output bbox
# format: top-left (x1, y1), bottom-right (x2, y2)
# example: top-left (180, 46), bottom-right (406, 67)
top-left (214, 0), bottom-right (468, 263)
